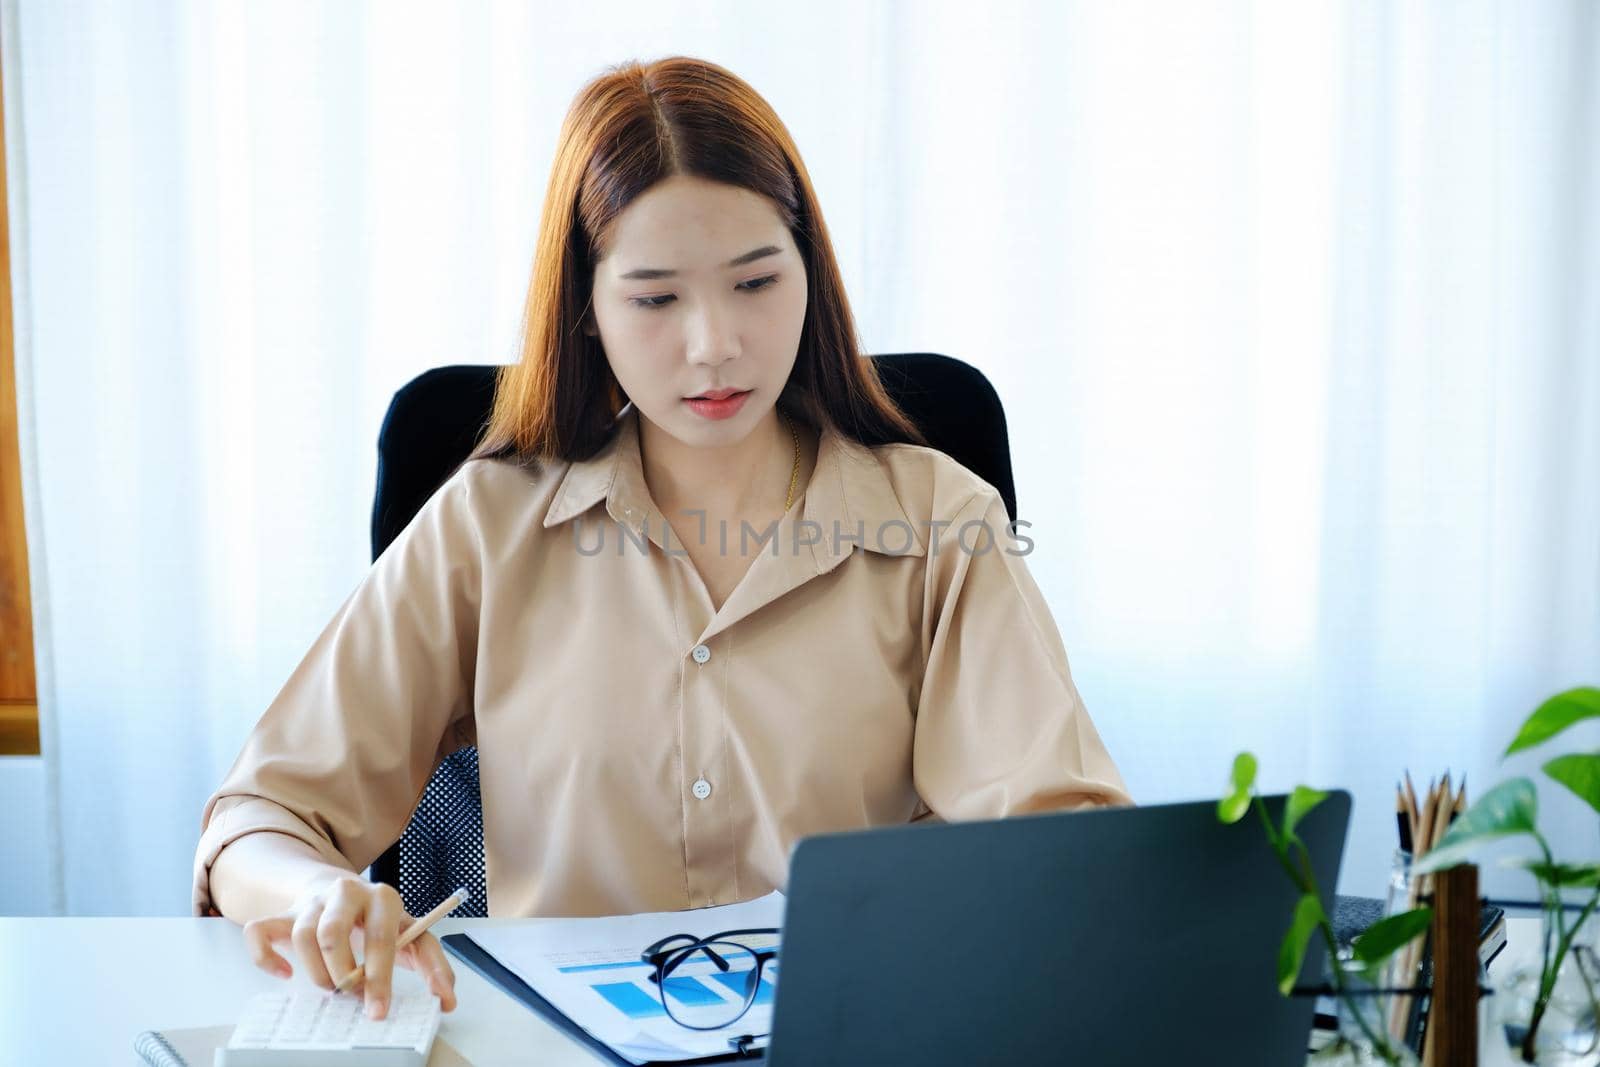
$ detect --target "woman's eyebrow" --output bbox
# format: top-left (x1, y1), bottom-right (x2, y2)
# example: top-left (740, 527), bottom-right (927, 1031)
top-left (619, 245), bottom-right (782, 280)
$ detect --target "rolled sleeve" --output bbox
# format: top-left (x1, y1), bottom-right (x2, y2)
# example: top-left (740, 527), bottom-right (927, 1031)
top-left (913, 487), bottom-right (1131, 821)
top-left (192, 467), bottom-right (483, 916)
top-left (192, 796), bottom-right (359, 916)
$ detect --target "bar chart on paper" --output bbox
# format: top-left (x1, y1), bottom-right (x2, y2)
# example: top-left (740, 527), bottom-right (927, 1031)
top-left (569, 939), bottom-right (779, 1021)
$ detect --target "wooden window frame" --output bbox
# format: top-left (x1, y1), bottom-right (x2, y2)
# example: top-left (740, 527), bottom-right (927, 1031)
top-left (0, 39), bottom-right (40, 757)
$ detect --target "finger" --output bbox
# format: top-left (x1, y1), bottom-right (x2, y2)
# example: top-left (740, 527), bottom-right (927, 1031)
top-left (315, 880), bottom-right (369, 996)
top-left (291, 896), bottom-right (339, 992)
top-left (399, 932), bottom-right (458, 1012)
top-left (242, 916), bottom-right (295, 978)
top-left (359, 887), bottom-right (404, 1019)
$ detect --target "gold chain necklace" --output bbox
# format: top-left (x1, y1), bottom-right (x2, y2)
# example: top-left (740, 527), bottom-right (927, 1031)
top-left (782, 411), bottom-right (800, 512)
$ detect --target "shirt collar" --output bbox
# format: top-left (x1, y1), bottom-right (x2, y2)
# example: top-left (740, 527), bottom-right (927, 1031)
top-left (540, 404), bottom-right (926, 562)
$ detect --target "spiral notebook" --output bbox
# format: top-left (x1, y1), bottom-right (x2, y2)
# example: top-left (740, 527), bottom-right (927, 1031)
top-left (133, 1025), bottom-right (236, 1067)
top-left (132, 1025), bottom-right (473, 1066)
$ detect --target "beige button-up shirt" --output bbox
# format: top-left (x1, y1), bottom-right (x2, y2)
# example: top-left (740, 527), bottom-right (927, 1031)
top-left (194, 405), bottom-right (1131, 919)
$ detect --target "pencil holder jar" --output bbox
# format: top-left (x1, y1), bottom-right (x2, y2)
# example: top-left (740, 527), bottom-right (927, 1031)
top-left (1310, 954), bottom-right (1420, 1067)
top-left (1383, 849), bottom-right (1417, 921)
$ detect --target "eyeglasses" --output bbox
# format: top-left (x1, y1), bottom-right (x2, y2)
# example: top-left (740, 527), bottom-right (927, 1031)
top-left (640, 926), bottom-right (780, 1033)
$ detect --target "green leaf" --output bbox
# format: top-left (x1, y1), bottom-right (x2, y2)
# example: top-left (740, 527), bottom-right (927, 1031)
top-left (1505, 687), bottom-right (1600, 756)
top-left (1218, 752), bottom-right (1258, 824)
top-left (1351, 907), bottom-right (1434, 966)
top-left (1514, 859), bottom-right (1600, 888)
top-left (1232, 751), bottom-right (1258, 791)
top-left (1544, 754), bottom-right (1600, 816)
top-left (1283, 785), bottom-right (1329, 841)
top-left (1217, 792), bottom-right (1251, 824)
top-left (1278, 892), bottom-right (1326, 995)
top-left (1413, 777), bottom-right (1539, 874)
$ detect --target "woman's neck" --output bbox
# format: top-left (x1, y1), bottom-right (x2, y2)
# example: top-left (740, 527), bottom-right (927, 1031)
top-left (639, 408), bottom-right (805, 521)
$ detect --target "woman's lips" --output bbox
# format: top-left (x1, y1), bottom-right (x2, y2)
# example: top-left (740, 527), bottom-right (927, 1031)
top-left (684, 389), bottom-right (752, 420)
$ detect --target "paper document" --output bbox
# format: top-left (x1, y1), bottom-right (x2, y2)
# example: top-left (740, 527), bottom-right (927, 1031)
top-left (466, 890), bottom-right (786, 1063)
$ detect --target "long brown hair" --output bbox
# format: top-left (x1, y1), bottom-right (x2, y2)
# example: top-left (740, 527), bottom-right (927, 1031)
top-left (469, 56), bottom-right (925, 467)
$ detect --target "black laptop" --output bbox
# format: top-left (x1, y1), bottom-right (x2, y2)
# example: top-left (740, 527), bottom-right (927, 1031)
top-left (763, 793), bottom-right (1351, 1066)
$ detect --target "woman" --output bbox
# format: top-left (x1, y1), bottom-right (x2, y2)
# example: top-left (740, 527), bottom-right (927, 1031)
top-left (193, 56), bottom-right (1130, 1023)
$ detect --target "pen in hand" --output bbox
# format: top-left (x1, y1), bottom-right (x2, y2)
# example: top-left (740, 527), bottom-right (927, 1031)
top-left (333, 886), bottom-right (472, 995)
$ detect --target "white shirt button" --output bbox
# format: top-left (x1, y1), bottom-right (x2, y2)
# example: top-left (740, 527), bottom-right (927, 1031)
top-left (691, 778), bottom-right (713, 800)
top-left (691, 644), bottom-right (711, 664)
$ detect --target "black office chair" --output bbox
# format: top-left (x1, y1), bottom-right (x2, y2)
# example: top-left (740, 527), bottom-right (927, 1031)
top-left (366, 353), bottom-right (1017, 916)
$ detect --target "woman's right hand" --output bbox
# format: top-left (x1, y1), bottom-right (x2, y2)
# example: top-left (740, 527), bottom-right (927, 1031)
top-left (240, 874), bottom-right (458, 1020)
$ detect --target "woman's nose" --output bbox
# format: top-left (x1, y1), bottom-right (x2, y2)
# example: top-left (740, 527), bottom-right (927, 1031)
top-left (685, 300), bottom-right (739, 366)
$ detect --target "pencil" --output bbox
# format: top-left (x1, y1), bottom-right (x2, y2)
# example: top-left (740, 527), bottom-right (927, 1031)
top-left (1403, 771), bottom-right (1421, 854)
top-left (1437, 772), bottom-right (1451, 840)
top-left (1396, 785), bottom-right (1414, 853)
top-left (334, 886), bottom-right (472, 994)
top-left (1392, 777), bottom-right (1452, 1040)
top-left (1391, 783), bottom-right (1435, 1038)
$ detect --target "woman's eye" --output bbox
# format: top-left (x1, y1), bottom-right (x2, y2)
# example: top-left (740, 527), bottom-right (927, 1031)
top-left (629, 274), bottom-right (778, 310)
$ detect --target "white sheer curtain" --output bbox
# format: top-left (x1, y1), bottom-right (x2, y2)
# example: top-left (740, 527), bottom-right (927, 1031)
top-left (6, 0), bottom-right (1595, 915)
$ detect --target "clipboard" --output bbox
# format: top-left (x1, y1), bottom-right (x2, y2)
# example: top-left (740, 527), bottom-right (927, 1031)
top-left (441, 932), bottom-right (766, 1066)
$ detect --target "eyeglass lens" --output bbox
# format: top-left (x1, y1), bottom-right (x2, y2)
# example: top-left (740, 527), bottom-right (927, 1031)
top-left (657, 939), bottom-right (779, 1030)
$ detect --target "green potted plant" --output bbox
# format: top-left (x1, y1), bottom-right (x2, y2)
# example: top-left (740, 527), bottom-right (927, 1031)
top-left (1219, 753), bottom-right (1433, 1066)
top-left (1415, 686), bottom-right (1600, 1064)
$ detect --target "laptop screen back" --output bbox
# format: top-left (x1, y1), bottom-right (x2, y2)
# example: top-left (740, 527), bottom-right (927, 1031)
top-left (766, 793), bottom-right (1351, 1066)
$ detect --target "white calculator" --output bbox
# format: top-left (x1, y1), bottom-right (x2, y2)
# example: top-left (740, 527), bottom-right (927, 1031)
top-left (214, 988), bottom-right (441, 1067)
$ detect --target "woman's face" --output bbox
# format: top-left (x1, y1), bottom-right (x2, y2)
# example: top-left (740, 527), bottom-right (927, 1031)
top-left (587, 174), bottom-right (808, 448)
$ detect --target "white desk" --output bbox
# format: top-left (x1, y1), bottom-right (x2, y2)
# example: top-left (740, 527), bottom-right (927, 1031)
top-left (0, 914), bottom-right (1542, 1065)
top-left (0, 915), bottom-right (594, 1065)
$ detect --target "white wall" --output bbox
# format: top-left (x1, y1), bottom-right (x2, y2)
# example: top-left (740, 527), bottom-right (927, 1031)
top-left (0, 760), bottom-right (54, 914)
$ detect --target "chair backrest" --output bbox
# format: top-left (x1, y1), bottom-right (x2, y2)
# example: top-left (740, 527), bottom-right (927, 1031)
top-left (366, 353), bottom-right (1017, 914)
